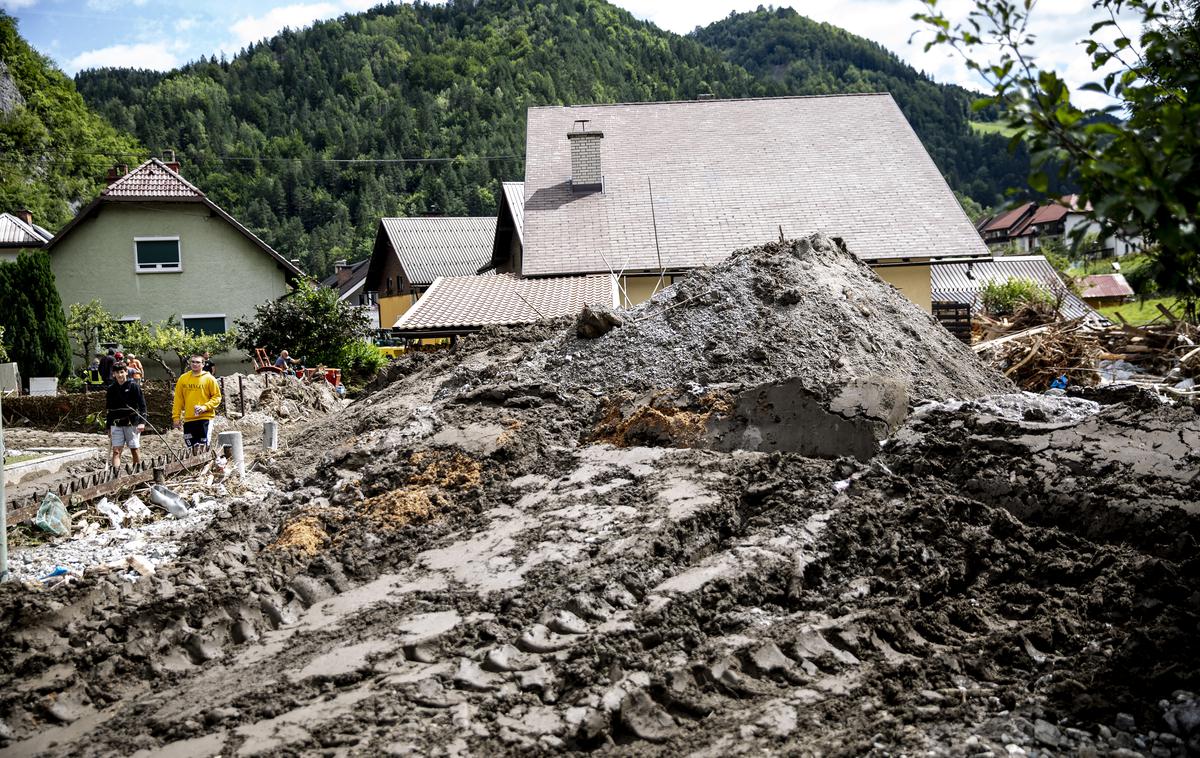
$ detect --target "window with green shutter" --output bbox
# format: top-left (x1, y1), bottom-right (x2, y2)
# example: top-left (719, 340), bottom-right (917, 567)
top-left (135, 238), bottom-right (181, 271)
top-left (182, 316), bottom-right (226, 335)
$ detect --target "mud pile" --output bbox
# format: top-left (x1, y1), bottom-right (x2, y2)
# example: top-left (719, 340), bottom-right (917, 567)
top-left (501, 235), bottom-right (1012, 401)
top-left (1, 238), bottom-right (1197, 757)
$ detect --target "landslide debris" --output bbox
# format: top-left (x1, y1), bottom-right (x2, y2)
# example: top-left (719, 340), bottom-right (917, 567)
top-left (1, 236), bottom-right (1197, 758)
top-left (504, 234), bottom-right (1013, 401)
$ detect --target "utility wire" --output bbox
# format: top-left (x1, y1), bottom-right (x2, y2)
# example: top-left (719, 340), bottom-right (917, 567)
top-left (0, 151), bottom-right (522, 166)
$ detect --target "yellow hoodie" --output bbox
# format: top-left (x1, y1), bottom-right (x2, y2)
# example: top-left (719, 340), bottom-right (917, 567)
top-left (172, 370), bottom-right (222, 422)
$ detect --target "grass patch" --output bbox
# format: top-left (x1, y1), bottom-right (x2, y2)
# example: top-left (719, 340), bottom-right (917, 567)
top-left (970, 120), bottom-right (1019, 138)
top-left (1097, 296), bottom-right (1184, 325)
top-left (3, 453), bottom-right (41, 466)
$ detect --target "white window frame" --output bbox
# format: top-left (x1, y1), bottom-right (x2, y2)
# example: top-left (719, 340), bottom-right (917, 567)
top-left (181, 313), bottom-right (227, 335)
top-left (116, 315), bottom-right (141, 323)
top-left (134, 236), bottom-right (182, 273)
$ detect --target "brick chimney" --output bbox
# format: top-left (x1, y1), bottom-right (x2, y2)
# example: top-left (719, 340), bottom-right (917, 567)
top-left (567, 119), bottom-right (603, 193)
top-left (162, 149), bottom-right (180, 174)
top-left (15, 208), bottom-right (32, 226)
top-left (335, 259), bottom-right (352, 286)
top-left (106, 164), bottom-right (128, 185)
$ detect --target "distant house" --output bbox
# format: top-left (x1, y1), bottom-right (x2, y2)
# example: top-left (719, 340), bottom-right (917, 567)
top-left (398, 94), bottom-right (989, 337)
top-left (319, 259), bottom-right (378, 330)
top-left (0, 209), bottom-right (52, 262)
top-left (364, 216), bottom-right (497, 330)
top-left (45, 156), bottom-right (303, 371)
top-left (978, 196), bottom-right (1142, 257)
top-left (1080, 273), bottom-right (1135, 309)
top-left (931, 255), bottom-right (1102, 322)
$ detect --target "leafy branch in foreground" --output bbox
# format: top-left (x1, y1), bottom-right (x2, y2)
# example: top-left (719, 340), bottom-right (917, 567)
top-left (914, 0), bottom-right (1199, 308)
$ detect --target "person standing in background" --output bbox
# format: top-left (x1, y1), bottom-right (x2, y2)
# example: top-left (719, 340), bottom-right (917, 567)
top-left (172, 354), bottom-right (222, 450)
top-left (98, 349), bottom-right (115, 387)
top-left (126, 352), bottom-right (144, 380)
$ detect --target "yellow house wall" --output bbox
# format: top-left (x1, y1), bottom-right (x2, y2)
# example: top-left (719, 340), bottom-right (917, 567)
top-left (380, 293), bottom-right (419, 328)
top-left (873, 264), bottom-right (932, 313)
top-left (620, 275), bottom-right (673, 307)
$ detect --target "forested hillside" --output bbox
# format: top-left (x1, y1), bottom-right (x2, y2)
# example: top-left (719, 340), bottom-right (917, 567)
top-left (62, 1), bottom-right (1039, 277)
top-left (691, 7), bottom-right (1033, 205)
top-left (0, 13), bottom-right (142, 230)
top-left (75, 0), bottom-right (765, 276)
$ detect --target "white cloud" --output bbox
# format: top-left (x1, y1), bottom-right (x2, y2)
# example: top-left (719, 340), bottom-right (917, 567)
top-left (69, 41), bottom-right (180, 71)
top-left (85, 0), bottom-right (148, 9)
top-left (618, 0), bottom-right (1124, 109)
top-left (175, 17), bottom-right (197, 33)
top-left (227, 3), bottom-right (340, 49)
top-left (0, 0), bottom-right (40, 10)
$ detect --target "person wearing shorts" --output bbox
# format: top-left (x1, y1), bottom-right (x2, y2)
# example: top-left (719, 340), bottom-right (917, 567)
top-left (172, 354), bottom-right (222, 450)
top-left (106, 363), bottom-right (147, 469)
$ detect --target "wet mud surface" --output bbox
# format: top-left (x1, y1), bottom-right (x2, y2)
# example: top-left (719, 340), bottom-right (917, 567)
top-left (1, 238), bottom-right (1198, 756)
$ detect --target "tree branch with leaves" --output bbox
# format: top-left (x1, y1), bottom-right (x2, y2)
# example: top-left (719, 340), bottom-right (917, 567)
top-left (914, 0), bottom-right (1199, 309)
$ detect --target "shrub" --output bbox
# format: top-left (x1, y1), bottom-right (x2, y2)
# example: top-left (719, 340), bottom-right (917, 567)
top-left (234, 279), bottom-right (371, 369)
top-left (338, 340), bottom-right (388, 382)
top-left (981, 277), bottom-right (1055, 317)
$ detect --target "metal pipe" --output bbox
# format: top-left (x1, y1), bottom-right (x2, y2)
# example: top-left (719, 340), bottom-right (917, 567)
top-left (262, 419), bottom-right (278, 450)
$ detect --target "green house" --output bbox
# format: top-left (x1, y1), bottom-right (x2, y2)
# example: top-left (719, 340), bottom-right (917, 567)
top-left (45, 158), bottom-right (303, 372)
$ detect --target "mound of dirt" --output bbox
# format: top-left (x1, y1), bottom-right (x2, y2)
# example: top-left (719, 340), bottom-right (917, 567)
top-left (500, 234), bottom-right (1012, 402)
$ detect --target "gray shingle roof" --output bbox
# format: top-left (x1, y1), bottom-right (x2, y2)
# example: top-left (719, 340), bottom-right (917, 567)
top-left (380, 217), bottom-right (497, 286)
top-left (0, 213), bottom-right (52, 246)
top-left (930, 255), bottom-right (1102, 322)
top-left (318, 260), bottom-right (369, 300)
top-left (520, 94), bottom-right (989, 277)
top-left (394, 272), bottom-right (615, 332)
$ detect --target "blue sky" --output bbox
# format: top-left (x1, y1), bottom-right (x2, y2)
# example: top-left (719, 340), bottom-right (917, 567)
top-left (2, 0), bottom-right (1116, 108)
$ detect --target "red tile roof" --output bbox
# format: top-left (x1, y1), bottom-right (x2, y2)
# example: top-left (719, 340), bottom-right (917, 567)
top-left (103, 159), bottom-right (205, 199)
top-left (1081, 273), bottom-right (1134, 299)
top-left (981, 203), bottom-right (1035, 233)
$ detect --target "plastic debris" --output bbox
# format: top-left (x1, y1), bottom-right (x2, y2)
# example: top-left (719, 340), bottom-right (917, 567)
top-left (33, 493), bottom-right (72, 537)
top-left (126, 555), bottom-right (155, 577)
top-left (123, 495), bottom-right (152, 522)
top-left (149, 485), bottom-right (189, 518)
top-left (96, 497), bottom-right (125, 529)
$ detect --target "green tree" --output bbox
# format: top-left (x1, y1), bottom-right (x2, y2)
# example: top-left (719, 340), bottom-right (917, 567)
top-left (0, 251), bottom-right (72, 382)
top-left (914, 0), bottom-right (1200, 309)
top-left (65, 300), bottom-right (118, 365)
top-left (116, 317), bottom-right (237, 380)
top-left (234, 279), bottom-right (372, 372)
top-left (981, 277), bottom-right (1055, 316)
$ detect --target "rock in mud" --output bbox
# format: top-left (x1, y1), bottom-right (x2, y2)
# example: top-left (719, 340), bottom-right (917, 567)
top-left (575, 305), bottom-right (624, 339)
top-left (619, 691), bottom-right (678, 743)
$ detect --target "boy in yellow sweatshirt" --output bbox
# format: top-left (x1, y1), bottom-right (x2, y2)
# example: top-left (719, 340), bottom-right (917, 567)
top-left (173, 354), bottom-right (222, 449)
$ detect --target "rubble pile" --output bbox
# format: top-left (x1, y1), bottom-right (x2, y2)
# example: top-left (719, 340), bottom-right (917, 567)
top-left (1, 237), bottom-right (1198, 756)
top-left (974, 306), bottom-right (1200, 393)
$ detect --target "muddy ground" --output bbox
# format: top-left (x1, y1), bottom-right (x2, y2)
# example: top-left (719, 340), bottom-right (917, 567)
top-left (1, 238), bottom-right (1198, 757)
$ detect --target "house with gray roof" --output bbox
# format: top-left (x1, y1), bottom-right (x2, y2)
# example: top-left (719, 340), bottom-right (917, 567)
top-left (45, 155), bottom-right (304, 371)
top-left (319, 259), bottom-right (377, 330)
top-left (930, 255), bottom-right (1102, 322)
top-left (0, 209), bottom-right (52, 262)
top-left (364, 215), bottom-right (497, 330)
top-left (398, 94), bottom-right (989, 337)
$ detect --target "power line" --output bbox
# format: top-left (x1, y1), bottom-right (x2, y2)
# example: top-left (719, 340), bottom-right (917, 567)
top-left (0, 151), bottom-right (522, 167)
